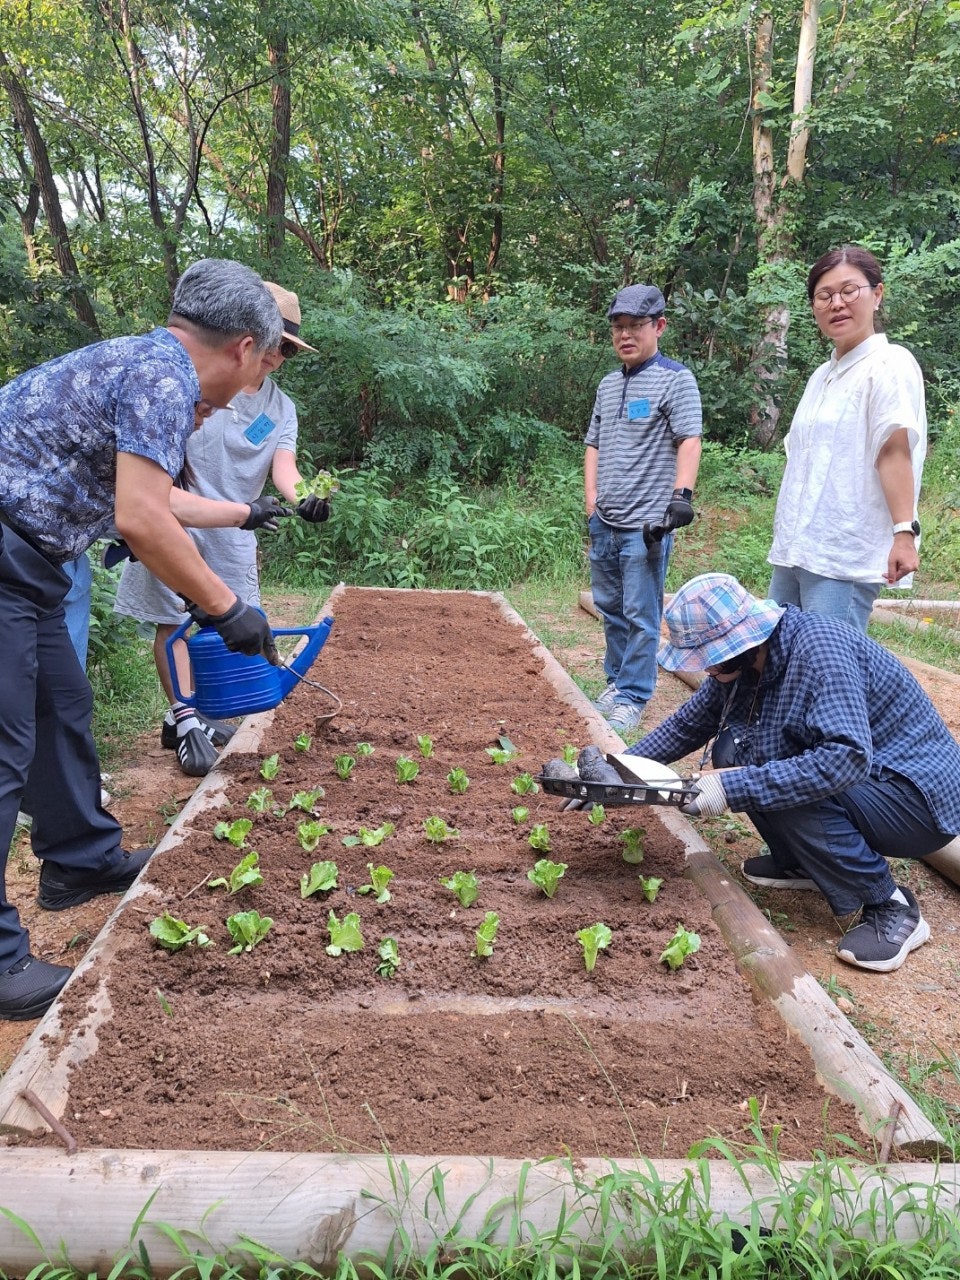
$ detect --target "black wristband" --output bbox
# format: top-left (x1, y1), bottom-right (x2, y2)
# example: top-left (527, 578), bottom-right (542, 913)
top-left (673, 487), bottom-right (694, 501)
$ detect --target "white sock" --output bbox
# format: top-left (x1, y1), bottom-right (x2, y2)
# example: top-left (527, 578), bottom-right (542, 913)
top-left (890, 887), bottom-right (909, 906)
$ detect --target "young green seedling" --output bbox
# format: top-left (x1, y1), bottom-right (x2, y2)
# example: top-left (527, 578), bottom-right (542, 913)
top-left (246, 786), bottom-right (273, 813)
top-left (473, 910), bottom-right (500, 958)
top-left (288, 788), bottom-right (325, 814)
top-left (447, 768), bottom-right (470, 794)
top-left (424, 816), bottom-right (459, 843)
top-left (326, 910), bottom-right (364, 956)
top-left (588, 804), bottom-right (607, 826)
top-left (376, 937), bottom-right (400, 978)
top-left (619, 827), bottom-right (646, 864)
top-left (209, 851), bottom-right (263, 894)
top-left (213, 818), bottom-right (253, 848)
top-left (260, 753), bottom-right (280, 780)
top-left (341, 822), bottom-right (395, 848)
top-left (357, 863), bottom-right (394, 903)
top-left (528, 823), bottom-right (551, 852)
top-left (417, 734), bottom-right (434, 759)
top-left (639, 876), bottom-right (664, 903)
top-left (576, 922), bottom-right (612, 972)
top-left (295, 470), bottom-right (340, 500)
top-left (561, 744), bottom-right (579, 765)
top-left (486, 747), bottom-right (518, 765)
top-left (511, 773), bottom-right (539, 796)
top-left (512, 806), bottom-right (529, 824)
top-left (149, 913), bottom-right (213, 952)
top-left (527, 858), bottom-right (568, 899)
top-left (355, 742), bottom-right (375, 757)
top-left (226, 910), bottom-right (273, 954)
top-left (660, 924), bottom-right (702, 970)
top-left (300, 860), bottom-right (339, 898)
top-left (395, 756), bottom-right (419, 783)
top-left (440, 869), bottom-right (479, 908)
top-left (298, 820), bottom-right (332, 853)
top-left (334, 754), bottom-right (356, 780)
top-left (294, 733), bottom-right (313, 753)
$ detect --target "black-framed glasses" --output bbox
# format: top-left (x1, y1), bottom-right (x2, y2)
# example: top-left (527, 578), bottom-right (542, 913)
top-left (278, 339), bottom-right (300, 359)
top-left (609, 318), bottom-right (655, 335)
top-left (811, 282), bottom-right (872, 310)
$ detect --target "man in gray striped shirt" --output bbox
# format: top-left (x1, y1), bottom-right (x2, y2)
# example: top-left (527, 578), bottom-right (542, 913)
top-left (585, 284), bottom-right (703, 734)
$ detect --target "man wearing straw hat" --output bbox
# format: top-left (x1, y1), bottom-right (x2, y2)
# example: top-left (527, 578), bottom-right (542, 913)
top-left (114, 282), bottom-right (328, 778)
top-left (630, 572), bottom-right (960, 973)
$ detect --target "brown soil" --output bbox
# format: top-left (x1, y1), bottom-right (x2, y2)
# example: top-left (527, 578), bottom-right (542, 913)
top-left (2, 586), bottom-right (958, 1155)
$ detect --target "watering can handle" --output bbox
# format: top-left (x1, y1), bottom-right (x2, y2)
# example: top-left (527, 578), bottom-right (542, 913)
top-left (165, 618), bottom-right (195, 707)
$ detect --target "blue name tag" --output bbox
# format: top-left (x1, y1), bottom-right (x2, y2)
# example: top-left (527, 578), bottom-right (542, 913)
top-left (243, 413), bottom-right (277, 445)
top-left (627, 399), bottom-right (651, 421)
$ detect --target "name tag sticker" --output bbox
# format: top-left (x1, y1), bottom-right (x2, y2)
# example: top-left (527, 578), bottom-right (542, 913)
top-left (243, 413), bottom-right (277, 445)
top-left (627, 399), bottom-right (651, 421)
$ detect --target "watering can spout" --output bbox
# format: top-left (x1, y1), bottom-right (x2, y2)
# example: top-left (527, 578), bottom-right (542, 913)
top-left (276, 615), bottom-right (335, 699)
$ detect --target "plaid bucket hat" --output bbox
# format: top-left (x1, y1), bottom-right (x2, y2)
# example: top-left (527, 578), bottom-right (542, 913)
top-left (658, 573), bottom-right (785, 673)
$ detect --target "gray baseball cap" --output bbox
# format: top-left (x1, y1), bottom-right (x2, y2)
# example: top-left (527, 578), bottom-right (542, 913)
top-left (607, 284), bottom-right (666, 319)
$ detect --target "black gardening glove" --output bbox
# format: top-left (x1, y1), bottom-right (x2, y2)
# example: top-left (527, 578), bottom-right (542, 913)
top-left (297, 495), bottom-right (331, 523)
top-left (102, 540), bottom-right (138, 569)
top-left (241, 496), bottom-right (294, 532)
top-left (659, 488), bottom-right (695, 532)
top-left (187, 597), bottom-right (280, 665)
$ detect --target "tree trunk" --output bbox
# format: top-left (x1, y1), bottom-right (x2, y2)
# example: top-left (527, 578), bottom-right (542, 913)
top-left (0, 50), bottom-right (100, 334)
top-left (265, 28), bottom-right (291, 262)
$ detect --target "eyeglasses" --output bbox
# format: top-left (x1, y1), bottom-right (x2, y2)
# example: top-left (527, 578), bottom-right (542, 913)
top-left (278, 340), bottom-right (300, 359)
top-left (811, 282), bottom-right (872, 310)
top-left (609, 318), bottom-right (655, 335)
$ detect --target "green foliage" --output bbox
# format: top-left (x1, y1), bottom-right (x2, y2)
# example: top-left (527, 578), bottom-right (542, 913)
top-left (660, 924), bottom-right (702, 971)
top-left (472, 910), bottom-right (500, 958)
top-left (149, 913), bottom-right (212, 952)
top-left (300, 860), bottom-right (339, 898)
top-left (326, 910), bottom-right (364, 956)
top-left (226, 910), bottom-right (273, 955)
top-left (576, 922), bottom-right (612, 972)
top-left (527, 858), bottom-right (568, 899)
top-left (440, 870), bottom-right (479, 908)
top-left (357, 863), bottom-right (394, 904)
top-left (209, 851), bottom-right (263, 895)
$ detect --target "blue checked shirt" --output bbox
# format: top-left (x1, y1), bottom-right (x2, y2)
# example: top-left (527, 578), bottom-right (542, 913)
top-left (632, 606), bottom-right (960, 834)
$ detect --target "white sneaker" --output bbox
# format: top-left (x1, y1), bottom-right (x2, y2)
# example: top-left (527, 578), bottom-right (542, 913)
top-left (606, 702), bottom-right (645, 734)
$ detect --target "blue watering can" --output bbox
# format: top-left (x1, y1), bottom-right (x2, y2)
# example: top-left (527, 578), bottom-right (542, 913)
top-left (166, 612), bottom-right (335, 718)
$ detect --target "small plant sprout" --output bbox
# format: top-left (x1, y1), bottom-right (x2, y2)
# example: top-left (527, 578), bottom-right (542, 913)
top-left (561, 744), bottom-right (579, 765)
top-left (660, 924), bottom-right (702, 971)
top-left (417, 734), bottom-right (434, 758)
top-left (288, 788), bottom-right (325, 814)
top-left (528, 823), bottom-right (551, 852)
top-left (576, 922), bottom-right (612, 972)
top-left (294, 732), bottom-right (313, 753)
top-left (295, 469), bottom-right (340, 501)
top-left (260, 753), bottom-right (280, 780)
top-left (619, 827), bottom-right (646, 864)
top-left (334, 754), bottom-right (356, 780)
top-left (376, 937), bottom-right (400, 979)
top-left (639, 876), bottom-right (664, 903)
top-left (226, 910), bottom-right (273, 954)
top-left (473, 910), bottom-right (500, 958)
top-left (512, 806), bottom-right (529, 824)
top-left (511, 773), bottom-right (539, 796)
top-left (440, 870), bottom-right (479, 908)
top-left (149, 913), bottom-right (212, 952)
top-left (447, 767), bottom-right (470, 794)
top-left (395, 756), bottom-right (420, 783)
top-left (326, 910), bottom-right (364, 956)
top-left (588, 804), bottom-right (607, 826)
top-left (298, 820), bottom-right (332, 853)
top-left (213, 818), bottom-right (253, 848)
top-left (355, 742), bottom-right (375, 757)
top-left (209, 851), bottom-right (263, 894)
top-left (300, 860), bottom-right (339, 898)
top-left (527, 858), bottom-right (568, 899)
top-left (424, 816), bottom-right (459, 843)
top-left (357, 863), bottom-right (395, 903)
top-left (342, 822), bottom-right (395, 848)
top-left (246, 787), bottom-right (273, 813)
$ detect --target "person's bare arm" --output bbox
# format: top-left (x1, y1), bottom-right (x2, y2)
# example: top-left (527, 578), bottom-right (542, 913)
top-left (876, 428), bottom-right (919, 583)
top-left (270, 448), bottom-right (303, 505)
top-left (168, 488), bottom-right (250, 529)
top-left (584, 446), bottom-right (598, 517)
top-left (675, 436), bottom-right (702, 491)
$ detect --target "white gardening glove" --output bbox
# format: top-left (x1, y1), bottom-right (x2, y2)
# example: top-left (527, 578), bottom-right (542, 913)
top-left (680, 771), bottom-right (728, 818)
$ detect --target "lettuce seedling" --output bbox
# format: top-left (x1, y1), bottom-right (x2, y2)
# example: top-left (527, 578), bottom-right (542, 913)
top-left (209, 851), bottom-right (263, 894)
top-left (326, 910), bottom-right (364, 956)
top-left (342, 822), bottom-right (395, 848)
top-left (417, 734), bottom-right (434, 759)
top-left (246, 787), bottom-right (273, 812)
top-left (298, 820), bottom-right (332, 852)
top-left (528, 823), bottom-right (551, 852)
top-left (588, 805), bottom-right (607, 826)
top-left (300, 860), bottom-right (339, 898)
top-left (288, 788), bottom-right (325, 813)
top-left (512, 806), bottom-right (529, 824)
top-left (334, 754), bottom-right (356, 780)
top-left (619, 827), bottom-right (646, 864)
top-left (447, 767), bottom-right (470, 794)
top-left (576, 922), bottom-right (612, 972)
top-left (561, 744), bottom-right (579, 765)
top-left (639, 876), bottom-right (664, 903)
top-left (357, 863), bottom-right (394, 903)
top-left (149, 913), bottom-right (212, 952)
top-left (260, 753), bottom-right (280, 780)
top-left (527, 858), bottom-right (568, 899)
top-left (473, 910), bottom-right (500, 958)
top-left (660, 924), bottom-right (701, 970)
top-left (376, 937), bottom-right (400, 978)
top-left (356, 742), bottom-right (375, 756)
top-left (486, 746), bottom-right (518, 765)
top-left (295, 470), bottom-right (340, 500)
top-left (511, 773), bottom-right (539, 796)
top-left (213, 818), bottom-right (253, 848)
top-left (226, 910), bottom-right (273, 954)
top-left (440, 870), bottom-right (479, 908)
top-left (294, 733), bottom-right (312, 753)
top-left (424, 816), bottom-right (459, 843)
top-left (395, 756), bottom-right (419, 783)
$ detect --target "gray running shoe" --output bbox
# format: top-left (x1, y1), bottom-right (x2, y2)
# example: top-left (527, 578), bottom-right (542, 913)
top-left (606, 701), bottom-right (645, 734)
top-left (836, 886), bottom-right (930, 973)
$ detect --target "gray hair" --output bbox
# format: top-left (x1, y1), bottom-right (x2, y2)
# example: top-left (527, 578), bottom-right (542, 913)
top-left (169, 259), bottom-right (283, 351)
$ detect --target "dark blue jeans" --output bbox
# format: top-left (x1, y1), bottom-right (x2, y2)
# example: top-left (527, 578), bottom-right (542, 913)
top-left (746, 774), bottom-right (953, 916)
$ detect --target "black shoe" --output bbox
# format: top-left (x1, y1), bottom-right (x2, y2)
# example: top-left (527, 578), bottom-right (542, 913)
top-left (836, 886), bottom-right (930, 973)
top-left (37, 847), bottom-right (155, 911)
top-left (741, 855), bottom-right (817, 891)
top-left (0, 954), bottom-right (73, 1021)
top-left (174, 726), bottom-right (218, 776)
top-left (160, 714), bottom-right (235, 751)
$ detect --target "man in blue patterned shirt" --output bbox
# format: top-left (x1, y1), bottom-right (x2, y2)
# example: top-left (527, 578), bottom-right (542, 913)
top-left (633, 572), bottom-right (960, 973)
top-left (0, 259), bottom-right (284, 1021)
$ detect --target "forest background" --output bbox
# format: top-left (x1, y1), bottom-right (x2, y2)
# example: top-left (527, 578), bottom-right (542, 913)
top-left (1, 0), bottom-right (960, 620)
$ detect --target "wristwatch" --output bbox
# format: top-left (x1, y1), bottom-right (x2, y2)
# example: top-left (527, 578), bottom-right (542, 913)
top-left (892, 520), bottom-right (921, 537)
